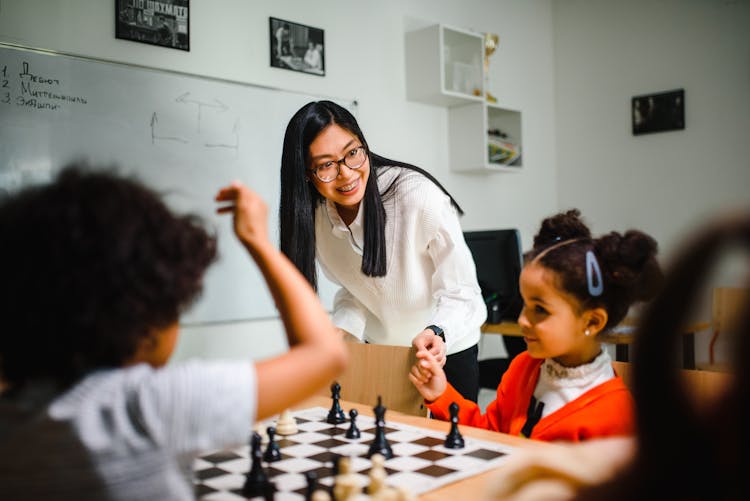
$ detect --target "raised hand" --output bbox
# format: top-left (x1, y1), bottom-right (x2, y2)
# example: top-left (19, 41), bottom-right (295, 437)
top-left (215, 181), bottom-right (269, 250)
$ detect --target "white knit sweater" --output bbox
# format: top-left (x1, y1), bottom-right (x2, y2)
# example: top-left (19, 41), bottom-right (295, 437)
top-left (315, 166), bottom-right (486, 354)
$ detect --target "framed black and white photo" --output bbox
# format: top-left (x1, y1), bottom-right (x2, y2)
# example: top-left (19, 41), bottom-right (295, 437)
top-left (116, 0), bottom-right (190, 51)
top-left (269, 17), bottom-right (325, 76)
top-left (632, 89), bottom-right (684, 135)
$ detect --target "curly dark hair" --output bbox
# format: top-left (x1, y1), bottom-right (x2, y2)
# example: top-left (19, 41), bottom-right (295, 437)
top-left (0, 163), bottom-right (217, 389)
top-left (526, 209), bottom-right (663, 329)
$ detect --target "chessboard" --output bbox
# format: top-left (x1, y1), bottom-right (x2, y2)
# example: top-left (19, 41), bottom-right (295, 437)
top-left (194, 406), bottom-right (515, 500)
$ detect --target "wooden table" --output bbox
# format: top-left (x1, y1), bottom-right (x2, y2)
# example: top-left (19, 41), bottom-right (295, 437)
top-left (481, 319), bottom-right (710, 369)
top-left (293, 396), bottom-right (551, 500)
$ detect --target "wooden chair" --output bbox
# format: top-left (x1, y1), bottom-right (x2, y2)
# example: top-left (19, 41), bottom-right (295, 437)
top-left (612, 360), bottom-right (733, 406)
top-left (699, 287), bottom-right (750, 372)
top-left (317, 342), bottom-right (427, 417)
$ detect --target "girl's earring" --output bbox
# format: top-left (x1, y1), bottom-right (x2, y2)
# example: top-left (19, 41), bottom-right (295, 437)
top-left (584, 329), bottom-right (591, 337)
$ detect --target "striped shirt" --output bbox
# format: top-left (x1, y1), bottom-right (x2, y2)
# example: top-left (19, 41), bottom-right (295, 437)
top-left (0, 360), bottom-right (256, 500)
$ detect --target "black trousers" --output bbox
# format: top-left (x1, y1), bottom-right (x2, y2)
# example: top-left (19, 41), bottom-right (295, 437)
top-left (444, 344), bottom-right (479, 403)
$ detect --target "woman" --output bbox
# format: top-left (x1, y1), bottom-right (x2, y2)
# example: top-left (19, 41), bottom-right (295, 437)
top-left (279, 100), bottom-right (486, 402)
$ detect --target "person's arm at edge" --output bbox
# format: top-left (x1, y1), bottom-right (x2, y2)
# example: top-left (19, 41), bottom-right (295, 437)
top-left (216, 181), bottom-right (348, 420)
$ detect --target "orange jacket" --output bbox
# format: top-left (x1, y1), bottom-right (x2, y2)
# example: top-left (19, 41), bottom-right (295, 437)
top-left (427, 352), bottom-right (635, 442)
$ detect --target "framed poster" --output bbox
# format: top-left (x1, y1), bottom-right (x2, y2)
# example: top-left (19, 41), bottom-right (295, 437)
top-left (270, 17), bottom-right (325, 76)
top-left (116, 0), bottom-right (190, 51)
top-left (632, 89), bottom-right (685, 135)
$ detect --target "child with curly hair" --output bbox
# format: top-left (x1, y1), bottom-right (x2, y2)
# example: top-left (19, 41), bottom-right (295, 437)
top-left (0, 164), bottom-right (347, 499)
top-left (410, 209), bottom-right (663, 441)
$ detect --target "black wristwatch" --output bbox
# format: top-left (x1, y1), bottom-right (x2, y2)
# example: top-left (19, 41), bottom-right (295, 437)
top-left (425, 324), bottom-right (445, 343)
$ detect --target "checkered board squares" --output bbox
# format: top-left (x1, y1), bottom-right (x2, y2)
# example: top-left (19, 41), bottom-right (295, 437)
top-left (194, 406), bottom-right (515, 500)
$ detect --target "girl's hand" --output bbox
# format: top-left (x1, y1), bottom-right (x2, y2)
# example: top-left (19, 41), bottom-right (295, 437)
top-left (408, 349), bottom-right (447, 402)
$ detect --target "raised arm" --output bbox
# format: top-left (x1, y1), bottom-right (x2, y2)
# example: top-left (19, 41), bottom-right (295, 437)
top-left (216, 181), bottom-right (348, 419)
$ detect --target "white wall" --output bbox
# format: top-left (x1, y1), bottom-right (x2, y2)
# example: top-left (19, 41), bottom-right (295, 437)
top-left (552, 0), bottom-right (750, 365)
top-left (8, 1), bottom-right (742, 367)
top-left (0, 0), bottom-right (557, 362)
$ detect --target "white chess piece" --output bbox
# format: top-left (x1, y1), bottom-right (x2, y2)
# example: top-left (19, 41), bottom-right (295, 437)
top-left (333, 456), bottom-right (360, 501)
top-left (371, 487), bottom-right (398, 501)
top-left (367, 453), bottom-right (386, 495)
top-left (311, 489), bottom-right (331, 501)
top-left (394, 485), bottom-right (416, 501)
top-left (275, 408), bottom-right (298, 435)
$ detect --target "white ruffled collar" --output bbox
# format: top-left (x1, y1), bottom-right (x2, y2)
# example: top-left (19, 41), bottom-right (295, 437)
top-left (539, 350), bottom-right (613, 388)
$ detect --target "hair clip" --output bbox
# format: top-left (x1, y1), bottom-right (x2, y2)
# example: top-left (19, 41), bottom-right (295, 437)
top-left (586, 250), bottom-right (603, 297)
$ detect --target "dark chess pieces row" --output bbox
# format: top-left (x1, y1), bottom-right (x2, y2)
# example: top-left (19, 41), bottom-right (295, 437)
top-left (241, 382), bottom-right (465, 498)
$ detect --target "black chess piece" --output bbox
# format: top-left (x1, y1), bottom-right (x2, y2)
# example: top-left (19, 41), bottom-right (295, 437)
top-left (304, 471), bottom-right (318, 501)
top-left (326, 381), bottom-right (347, 424)
top-left (345, 408), bottom-right (361, 439)
top-left (444, 401), bottom-right (465, 449)
top-left (263, 426), bottom-right (282, 462)
top-left (367, 396), bottom-right (393, 459)
top-left (262, 477), bottom-right (276, 501)
top-left (243, 432), bottom-right (270, 497)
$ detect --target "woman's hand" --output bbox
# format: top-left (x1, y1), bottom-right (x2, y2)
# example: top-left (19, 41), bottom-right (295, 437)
top-left (412, 330), bottom-right (447, 367)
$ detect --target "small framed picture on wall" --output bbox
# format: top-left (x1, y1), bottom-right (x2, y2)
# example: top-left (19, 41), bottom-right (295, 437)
top-left (632, 89), bottom-right (685, 135)
top-left (269, 17), bottom-right (325, 76)
top-left (115, 0), bottom-right (190, 51)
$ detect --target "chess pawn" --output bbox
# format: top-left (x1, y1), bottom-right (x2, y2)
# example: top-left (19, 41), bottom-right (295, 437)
top-left (276, 408), bottom-right (298, 435)
top-left (345, 408), bottom-right (360, 439)
top-left (332, 456), bottom-right (360, 501)
top-left (367, 453), bottom-right (386, 495)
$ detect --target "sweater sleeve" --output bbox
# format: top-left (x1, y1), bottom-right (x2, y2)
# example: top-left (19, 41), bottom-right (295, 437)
top-left (419, 184), bottom-right (487, 350)
top-left (136, 360), bottom-right (257, 455)
top-left (426, 382), bottom-right (505, 432)
top-left (317, 255), bottom-right (368, 340)
top-left (331, 287), bottom-right (367, 340)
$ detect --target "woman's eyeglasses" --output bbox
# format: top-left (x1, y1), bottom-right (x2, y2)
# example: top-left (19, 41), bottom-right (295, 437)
top-left (309, 146), bottom-right (367, 183)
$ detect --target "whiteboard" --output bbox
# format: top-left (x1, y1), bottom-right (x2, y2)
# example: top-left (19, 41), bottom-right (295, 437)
top-left (0, 43), bottom-right (349, 324)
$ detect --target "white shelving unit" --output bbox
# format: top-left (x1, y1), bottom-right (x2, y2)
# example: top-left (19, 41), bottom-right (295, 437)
top-left (405, 23), bottom-right (523, 173)
top-left (405, 24), bottom-right (484, 106)
top-left (449, 102), bottom-right (522, 172)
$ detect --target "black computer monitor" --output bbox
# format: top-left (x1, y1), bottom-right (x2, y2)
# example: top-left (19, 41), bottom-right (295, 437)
top-left (463, 229), bottom-right (524, 323)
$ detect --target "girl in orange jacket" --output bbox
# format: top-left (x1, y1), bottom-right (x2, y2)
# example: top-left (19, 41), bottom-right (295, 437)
top-left (409, 209), bottom-right (663, 441)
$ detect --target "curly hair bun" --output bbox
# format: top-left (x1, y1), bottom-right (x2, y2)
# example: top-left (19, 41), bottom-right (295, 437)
top-left (596, 230), bottom-right (663, 302)
top-left (533, 209), bottom-right (592, 250)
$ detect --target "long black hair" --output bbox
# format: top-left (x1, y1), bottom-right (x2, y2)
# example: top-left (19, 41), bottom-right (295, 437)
top-left (279, 100), bottom-right (463, 290)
